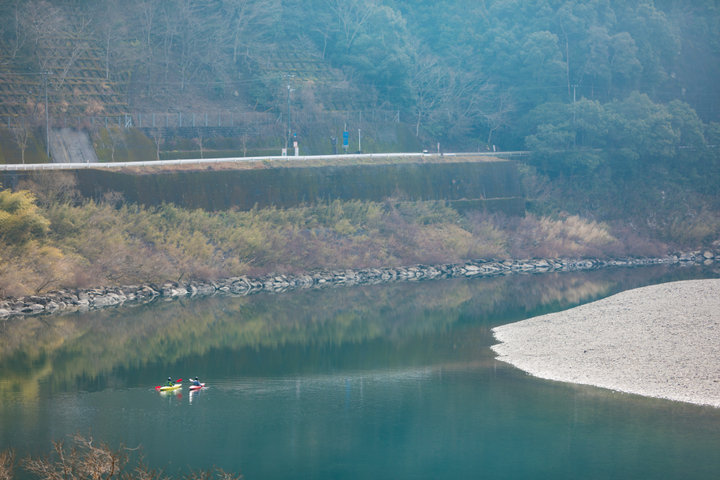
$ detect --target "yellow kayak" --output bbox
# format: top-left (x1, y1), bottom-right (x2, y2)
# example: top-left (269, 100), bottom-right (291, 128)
top-left (157, 383), bottom-right (182, 392)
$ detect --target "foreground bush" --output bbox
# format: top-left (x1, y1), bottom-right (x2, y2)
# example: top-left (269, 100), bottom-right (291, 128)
top-left (1, 435), bottom-right (241, 480)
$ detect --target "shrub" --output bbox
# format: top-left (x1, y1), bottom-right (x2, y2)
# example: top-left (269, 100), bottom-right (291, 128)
top-left (13, 435), bottom-right (243, 480)
top-left (0, 189), bottom-right (50, 244)
top-left (664, 209), bottom-right (720, 247)
top-left (0, 243), bottom-right (72, 296)
top-left (0, 449), bottom-right (14, 480)
top-left (0, 188), bottom-right (687, 297)
top-left (506, 214), bottom-right (619, 259)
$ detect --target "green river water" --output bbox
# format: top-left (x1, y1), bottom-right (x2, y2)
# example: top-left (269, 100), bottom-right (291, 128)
top-left (1, 265), bottom-right (719, 479)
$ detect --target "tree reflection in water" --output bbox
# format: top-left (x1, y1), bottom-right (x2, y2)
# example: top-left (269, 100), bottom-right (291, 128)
top-left (0, 264), bottom-right (715, 403)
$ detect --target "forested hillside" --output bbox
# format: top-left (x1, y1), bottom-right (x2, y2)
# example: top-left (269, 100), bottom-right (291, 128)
top-left (1, 0), bottom-right (718, 152)
top-left (0, 0), bottom-right (719, 298)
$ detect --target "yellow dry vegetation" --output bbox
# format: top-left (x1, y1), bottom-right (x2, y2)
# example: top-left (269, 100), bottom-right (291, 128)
top-left (0, 186), bottom-right (636, 298)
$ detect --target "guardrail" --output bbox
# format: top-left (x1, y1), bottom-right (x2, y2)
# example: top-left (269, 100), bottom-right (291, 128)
top-left (0, 151), bottom-right (530, 171)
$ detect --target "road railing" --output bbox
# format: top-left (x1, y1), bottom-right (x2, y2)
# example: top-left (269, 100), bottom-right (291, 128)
top-left (0, 151), bottom-right (530, 171)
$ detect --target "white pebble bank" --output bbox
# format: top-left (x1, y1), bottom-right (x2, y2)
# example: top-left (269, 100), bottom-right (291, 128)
top-left (492, 279), bottom-right (720, 407)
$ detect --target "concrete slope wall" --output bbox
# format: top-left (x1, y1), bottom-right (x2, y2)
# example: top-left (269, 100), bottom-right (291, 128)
top-left (49, 128), bottom-right (98, 164)
top-left (71, 160), bottom-right (525, 215)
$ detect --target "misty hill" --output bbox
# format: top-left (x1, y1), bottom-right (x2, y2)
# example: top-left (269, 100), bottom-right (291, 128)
top-left (0, 0), bottom-right (718, 152)
top-left (0, 0), bottom-right (718, 245)
top-left (0, 1), bottom-right (719, 298)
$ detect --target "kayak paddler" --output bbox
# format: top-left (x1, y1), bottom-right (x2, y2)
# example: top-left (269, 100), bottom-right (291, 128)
top-left (166, 377), bottom-right (175, 386)
top-left (191, 377), bottom-right (201, 386)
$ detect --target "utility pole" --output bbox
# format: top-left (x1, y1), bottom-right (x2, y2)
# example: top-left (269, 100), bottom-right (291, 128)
top-left (572, 84), bottom-right (578, 148)
top-left (572, 84), bottom-right (577, 125)
top-left (284, 74), bottom-right (295, 152)
top-left (43, 71), bottom-right (51, 158)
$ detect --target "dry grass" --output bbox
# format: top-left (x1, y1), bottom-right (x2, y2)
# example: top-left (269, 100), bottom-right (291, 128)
top-left (485, 213), bottom-right (625, 259)
top-left (9, 435), bottom-right (242, 480)
top-left (0, 180), bottom-right (670, 297)
top-left (0, 450), bottom-right (14, 480)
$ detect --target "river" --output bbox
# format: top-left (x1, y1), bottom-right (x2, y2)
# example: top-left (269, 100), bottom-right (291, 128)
top-left (1, 264), bottom-right (719, 479)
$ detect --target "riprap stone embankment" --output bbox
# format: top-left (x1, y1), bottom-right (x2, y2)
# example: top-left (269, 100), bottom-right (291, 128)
top-left (1, 250), bottom-right (717, 318)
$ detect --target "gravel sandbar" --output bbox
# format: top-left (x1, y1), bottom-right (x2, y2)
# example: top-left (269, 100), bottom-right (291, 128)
top-left (491, 279), bottom-right (720, 407)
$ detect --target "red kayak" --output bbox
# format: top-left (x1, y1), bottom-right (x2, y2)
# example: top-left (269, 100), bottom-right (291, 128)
top-left (189, 383), bottom-right (205, 391)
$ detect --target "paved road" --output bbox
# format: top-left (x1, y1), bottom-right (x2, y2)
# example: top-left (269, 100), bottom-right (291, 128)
top-left (0, 151), bottom-right (530, 171)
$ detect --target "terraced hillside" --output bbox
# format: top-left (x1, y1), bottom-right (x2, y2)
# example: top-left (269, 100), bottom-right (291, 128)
top-left (0, 36), bottom-right (128, 125)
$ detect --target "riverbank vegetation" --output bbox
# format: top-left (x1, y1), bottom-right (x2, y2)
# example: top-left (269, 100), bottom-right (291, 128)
top-left (0, 171), bottom-right (666, 298)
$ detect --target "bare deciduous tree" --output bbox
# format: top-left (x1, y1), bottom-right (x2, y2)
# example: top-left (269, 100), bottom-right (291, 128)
top-left (9, 115), bottom-right (32, 164)
top-left (223, 0), bottom-right (279, 64)
top-left (408, 52), bottom-right (446, 137)
top-left (483, 89), bottom-right (516, 146)
top-left (0, 0), bottom-right (29, 59)
top-left (325, 0), bottom-right (379, 53)
top-left (150, 129), bottom-right (163, 160)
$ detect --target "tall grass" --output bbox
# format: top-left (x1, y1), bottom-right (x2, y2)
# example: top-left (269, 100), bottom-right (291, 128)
top-left (518, 162), bottom-right (720, 249)
top-left (0, 183), bottom-right (668, 297)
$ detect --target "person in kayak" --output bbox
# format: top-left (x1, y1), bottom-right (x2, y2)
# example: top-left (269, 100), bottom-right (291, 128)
top-left (166, 377), bottom-right (175, 386)
top-left (191, 377), bottom-right (201, 386)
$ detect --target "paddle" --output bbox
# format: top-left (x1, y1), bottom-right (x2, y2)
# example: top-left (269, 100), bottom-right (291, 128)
top-left (155, 379), bottom-right (183, 390)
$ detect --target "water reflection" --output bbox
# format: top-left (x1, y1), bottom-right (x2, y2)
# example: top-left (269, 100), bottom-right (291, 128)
top-left (3, 265), bottom-right (720, 480)
top-left (1, 264), bottom-right (716, 405)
